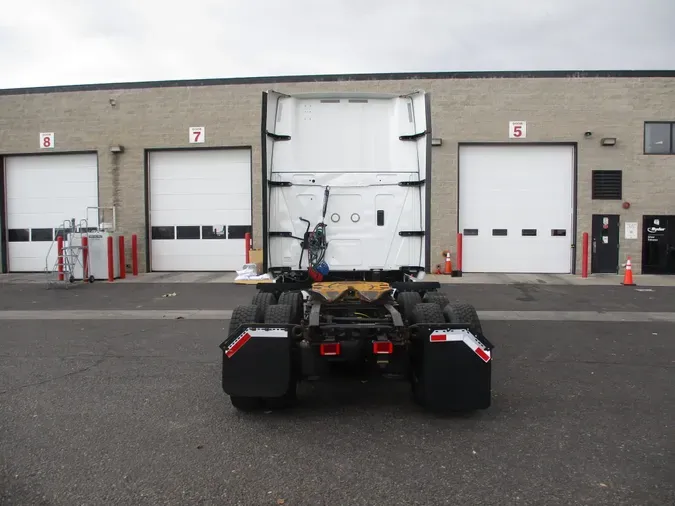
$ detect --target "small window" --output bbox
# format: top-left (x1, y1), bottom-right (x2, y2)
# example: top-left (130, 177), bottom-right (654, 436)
top-left (152, 226), bottom-right (175, 240)
top-left (552, 229), bottom-right (567, 237)
top-left (228, 225), bottom-right (252, 240)
top-left (645, 122), bottom-right (674, 154)
top-left (202, 226), bottom-right (227, 239)
top-left (522, 229), bottom-right (537, 236)
top-left (492, 229), bottom-right (507, 236)
top-left (8, 229), bottom-right (29, 242)
top-left (31, 228), bottom-right (54, 242)
top-left (463, 229), bottom-right (478, 236)
top-left (377, 210), bottom-right (384, 226)
top-left (176, 226), bottom-right (200, 240)
top-left (592, 170), bottom-right (622, 200)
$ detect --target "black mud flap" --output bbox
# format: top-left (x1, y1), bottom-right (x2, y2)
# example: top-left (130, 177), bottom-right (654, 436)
top-left (219, 324), bottom-right (295, 398)
top-left (413, 325), bottom-right (494, 412)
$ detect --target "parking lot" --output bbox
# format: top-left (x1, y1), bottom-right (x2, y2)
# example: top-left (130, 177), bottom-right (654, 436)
top-left (1, 281), bottom-right (674, 505)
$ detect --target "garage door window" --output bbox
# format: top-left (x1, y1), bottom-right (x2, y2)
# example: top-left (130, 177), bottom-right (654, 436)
top-left (8, 229), bottom-right (29, 242)
top-left (31, 228), bottom-right (54, 242)
top-left (202, 226), bottom-right (227, 239)
top-left (176, 226), bottom-right (200, 240)
top-left (152, 226), bottom-right (175, 240)
top-left (228, 225), bottom-right (252, 239)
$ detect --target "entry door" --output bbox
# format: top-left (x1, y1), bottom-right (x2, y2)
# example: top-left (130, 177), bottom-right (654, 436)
top-left (591, 214), bottom-right (619, 273)
top-left (641, 215), bottom-right (675, 274)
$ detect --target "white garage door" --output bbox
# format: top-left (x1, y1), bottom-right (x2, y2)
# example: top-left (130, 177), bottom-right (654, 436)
top-left (149, 149), bottom-right (252, 271)
top-left (458, 144), bottom-right (574, 273)
top-left (5, 153), bottom-right (99, 272)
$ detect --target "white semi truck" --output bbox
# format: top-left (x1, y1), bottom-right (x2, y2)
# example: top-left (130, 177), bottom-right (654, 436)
top-left (220, 90), bottom-right (493, 413)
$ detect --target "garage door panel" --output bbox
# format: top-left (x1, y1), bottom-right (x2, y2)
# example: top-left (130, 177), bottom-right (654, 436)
top-left (151, 193), bottom-right (251, 213)
top-left (151, 211), bottom-right (251, 229)
top-left (150, 149), bottom-right (251, 168)
top-left (459, 145), bottom-right (574, 274)
top-left (151, 238), bottom-right (246, 271)
top-left (8, 196), bottom-right (99, 226)
top-left (150, 176), bottom-right (250, 196)
top-left (149, 149), bottom-right (252, 271)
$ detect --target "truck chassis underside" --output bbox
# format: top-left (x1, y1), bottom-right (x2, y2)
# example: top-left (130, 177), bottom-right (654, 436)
top-left (220, 281), bottom-right (494, 413)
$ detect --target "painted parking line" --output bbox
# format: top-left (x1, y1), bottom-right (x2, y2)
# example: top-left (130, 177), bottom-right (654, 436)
top-left (1, 309), bottom-right (675, 322)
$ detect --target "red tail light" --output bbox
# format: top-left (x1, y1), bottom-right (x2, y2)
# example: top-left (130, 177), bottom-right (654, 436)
top-left (320, 343), bottom-right (341, 356)
top-left (372, 341), bottom-right (393, 354)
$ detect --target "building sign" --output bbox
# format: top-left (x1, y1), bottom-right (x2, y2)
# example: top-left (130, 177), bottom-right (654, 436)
top-left (625, 222), bottom-right (638, 240)
top-left (509, 121), bottom-right (526, 139)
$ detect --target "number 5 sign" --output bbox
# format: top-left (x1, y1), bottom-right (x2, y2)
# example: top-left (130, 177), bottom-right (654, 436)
top-left (189, 127), bottom-right (205, 144)
top-left (40, 132), bottom-right (55, 149)
top-left (509, 121), bottom-right (527, 139)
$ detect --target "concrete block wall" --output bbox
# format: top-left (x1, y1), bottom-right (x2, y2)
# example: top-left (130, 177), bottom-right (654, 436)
top-left (1, 73), bottom-right (674, 274)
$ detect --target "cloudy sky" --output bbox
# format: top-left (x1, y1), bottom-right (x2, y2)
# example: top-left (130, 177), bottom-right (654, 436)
top-left (1, 0), bottom-right (673, 89)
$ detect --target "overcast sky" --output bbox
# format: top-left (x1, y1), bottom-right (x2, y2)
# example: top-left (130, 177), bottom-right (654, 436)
top-left (1, 0), bottom-right (673, 89)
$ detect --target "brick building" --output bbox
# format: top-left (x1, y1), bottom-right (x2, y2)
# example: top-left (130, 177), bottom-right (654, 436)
top-left (1, 70), bottom-right (674, 275)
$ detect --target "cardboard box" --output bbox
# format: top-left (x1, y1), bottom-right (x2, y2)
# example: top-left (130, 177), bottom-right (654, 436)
top-left (249, 249), bottom-right (263, 274)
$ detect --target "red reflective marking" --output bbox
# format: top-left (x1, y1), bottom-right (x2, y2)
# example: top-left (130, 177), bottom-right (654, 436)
top-left (226, 332), bottom-right (251, 358)
top-left (373, 341), bottom-right (393, 354)
top-left (320, 343), bottom-right (341, 356)
top-left (474, 347), bottom-right (490, 363)
top-left (430, 333), bottom-right (447, 342)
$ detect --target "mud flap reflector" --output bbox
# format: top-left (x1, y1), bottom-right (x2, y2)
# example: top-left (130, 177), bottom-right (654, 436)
top-left (225, 329), bottom-right (287, 359)
top-left (430, 329), bottom-right (491, 363)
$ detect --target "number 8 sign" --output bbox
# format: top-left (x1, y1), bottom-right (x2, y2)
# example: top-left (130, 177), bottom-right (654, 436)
top-left (40, 132), bottom-right (55, 149)
top-left (509, 121), bottom-right (527, 139)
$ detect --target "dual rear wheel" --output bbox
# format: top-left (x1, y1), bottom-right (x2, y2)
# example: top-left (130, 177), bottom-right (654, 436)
top-left (227, 291), bottom-right (304, 411)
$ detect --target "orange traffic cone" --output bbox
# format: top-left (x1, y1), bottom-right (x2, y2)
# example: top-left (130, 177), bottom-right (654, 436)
top-left (621, 256), bottom-right (636, 286)
top-left (444, 251), bottom-right (452, 275)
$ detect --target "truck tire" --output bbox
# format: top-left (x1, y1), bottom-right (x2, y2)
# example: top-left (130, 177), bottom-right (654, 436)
top-left (251, 292), bottom-right (276, 322)
top-left (277, 291), bottom-right (303, 323)
top-left (396, 292), bottom-right (423, 324)
top-left (226, 305), bottom-right (265, 411)
top-left (263, 303), bottom-right (294, 324)
top-left (412, 302), bottom-right (446, 325)
top-left (422, 292), bottom-right (450, 309)
top-left (409, 302), bottom-right (445, 407)
top-left (263, 303), bottom-right (298, 409)
top-left (227, 305), bottom-right (259, 338)
top-left (443, 303), bottom-right (483, 336)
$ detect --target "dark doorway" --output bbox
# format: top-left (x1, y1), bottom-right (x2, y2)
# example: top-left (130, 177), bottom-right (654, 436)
top-left (591, 214), bottom-right (619, 273)
top-left (642, 215), bottom-right (675, 274)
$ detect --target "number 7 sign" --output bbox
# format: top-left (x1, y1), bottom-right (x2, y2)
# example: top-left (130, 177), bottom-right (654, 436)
top-left (509, 121), bottom-right (527, 139)
top-left (189, 127), bottom-right (205, 144)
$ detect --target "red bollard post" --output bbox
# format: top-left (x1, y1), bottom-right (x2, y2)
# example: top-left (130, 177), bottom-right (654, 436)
top-left (57, 236), bottom-right (64, 281)
top-left (107, 235), bottom-right (114, 282)
top-left (82, 236), bottom-right (89, 281)
top-left (244, 232), bottom-right (251, 264)
top-left (131, 234), bottom-right (138, 276)
top-left (582, 232), bottom-right (589, 278)
top-left (456, 232), bottom-right (463, 275)
top-left (118, 235), bottom-right (126, 279)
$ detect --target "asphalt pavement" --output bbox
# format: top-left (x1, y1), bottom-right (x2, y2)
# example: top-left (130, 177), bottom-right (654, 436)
top-left (0, 281), bottom-right (674, 312)
top-left (1, 283), bottom-right (674, 505)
